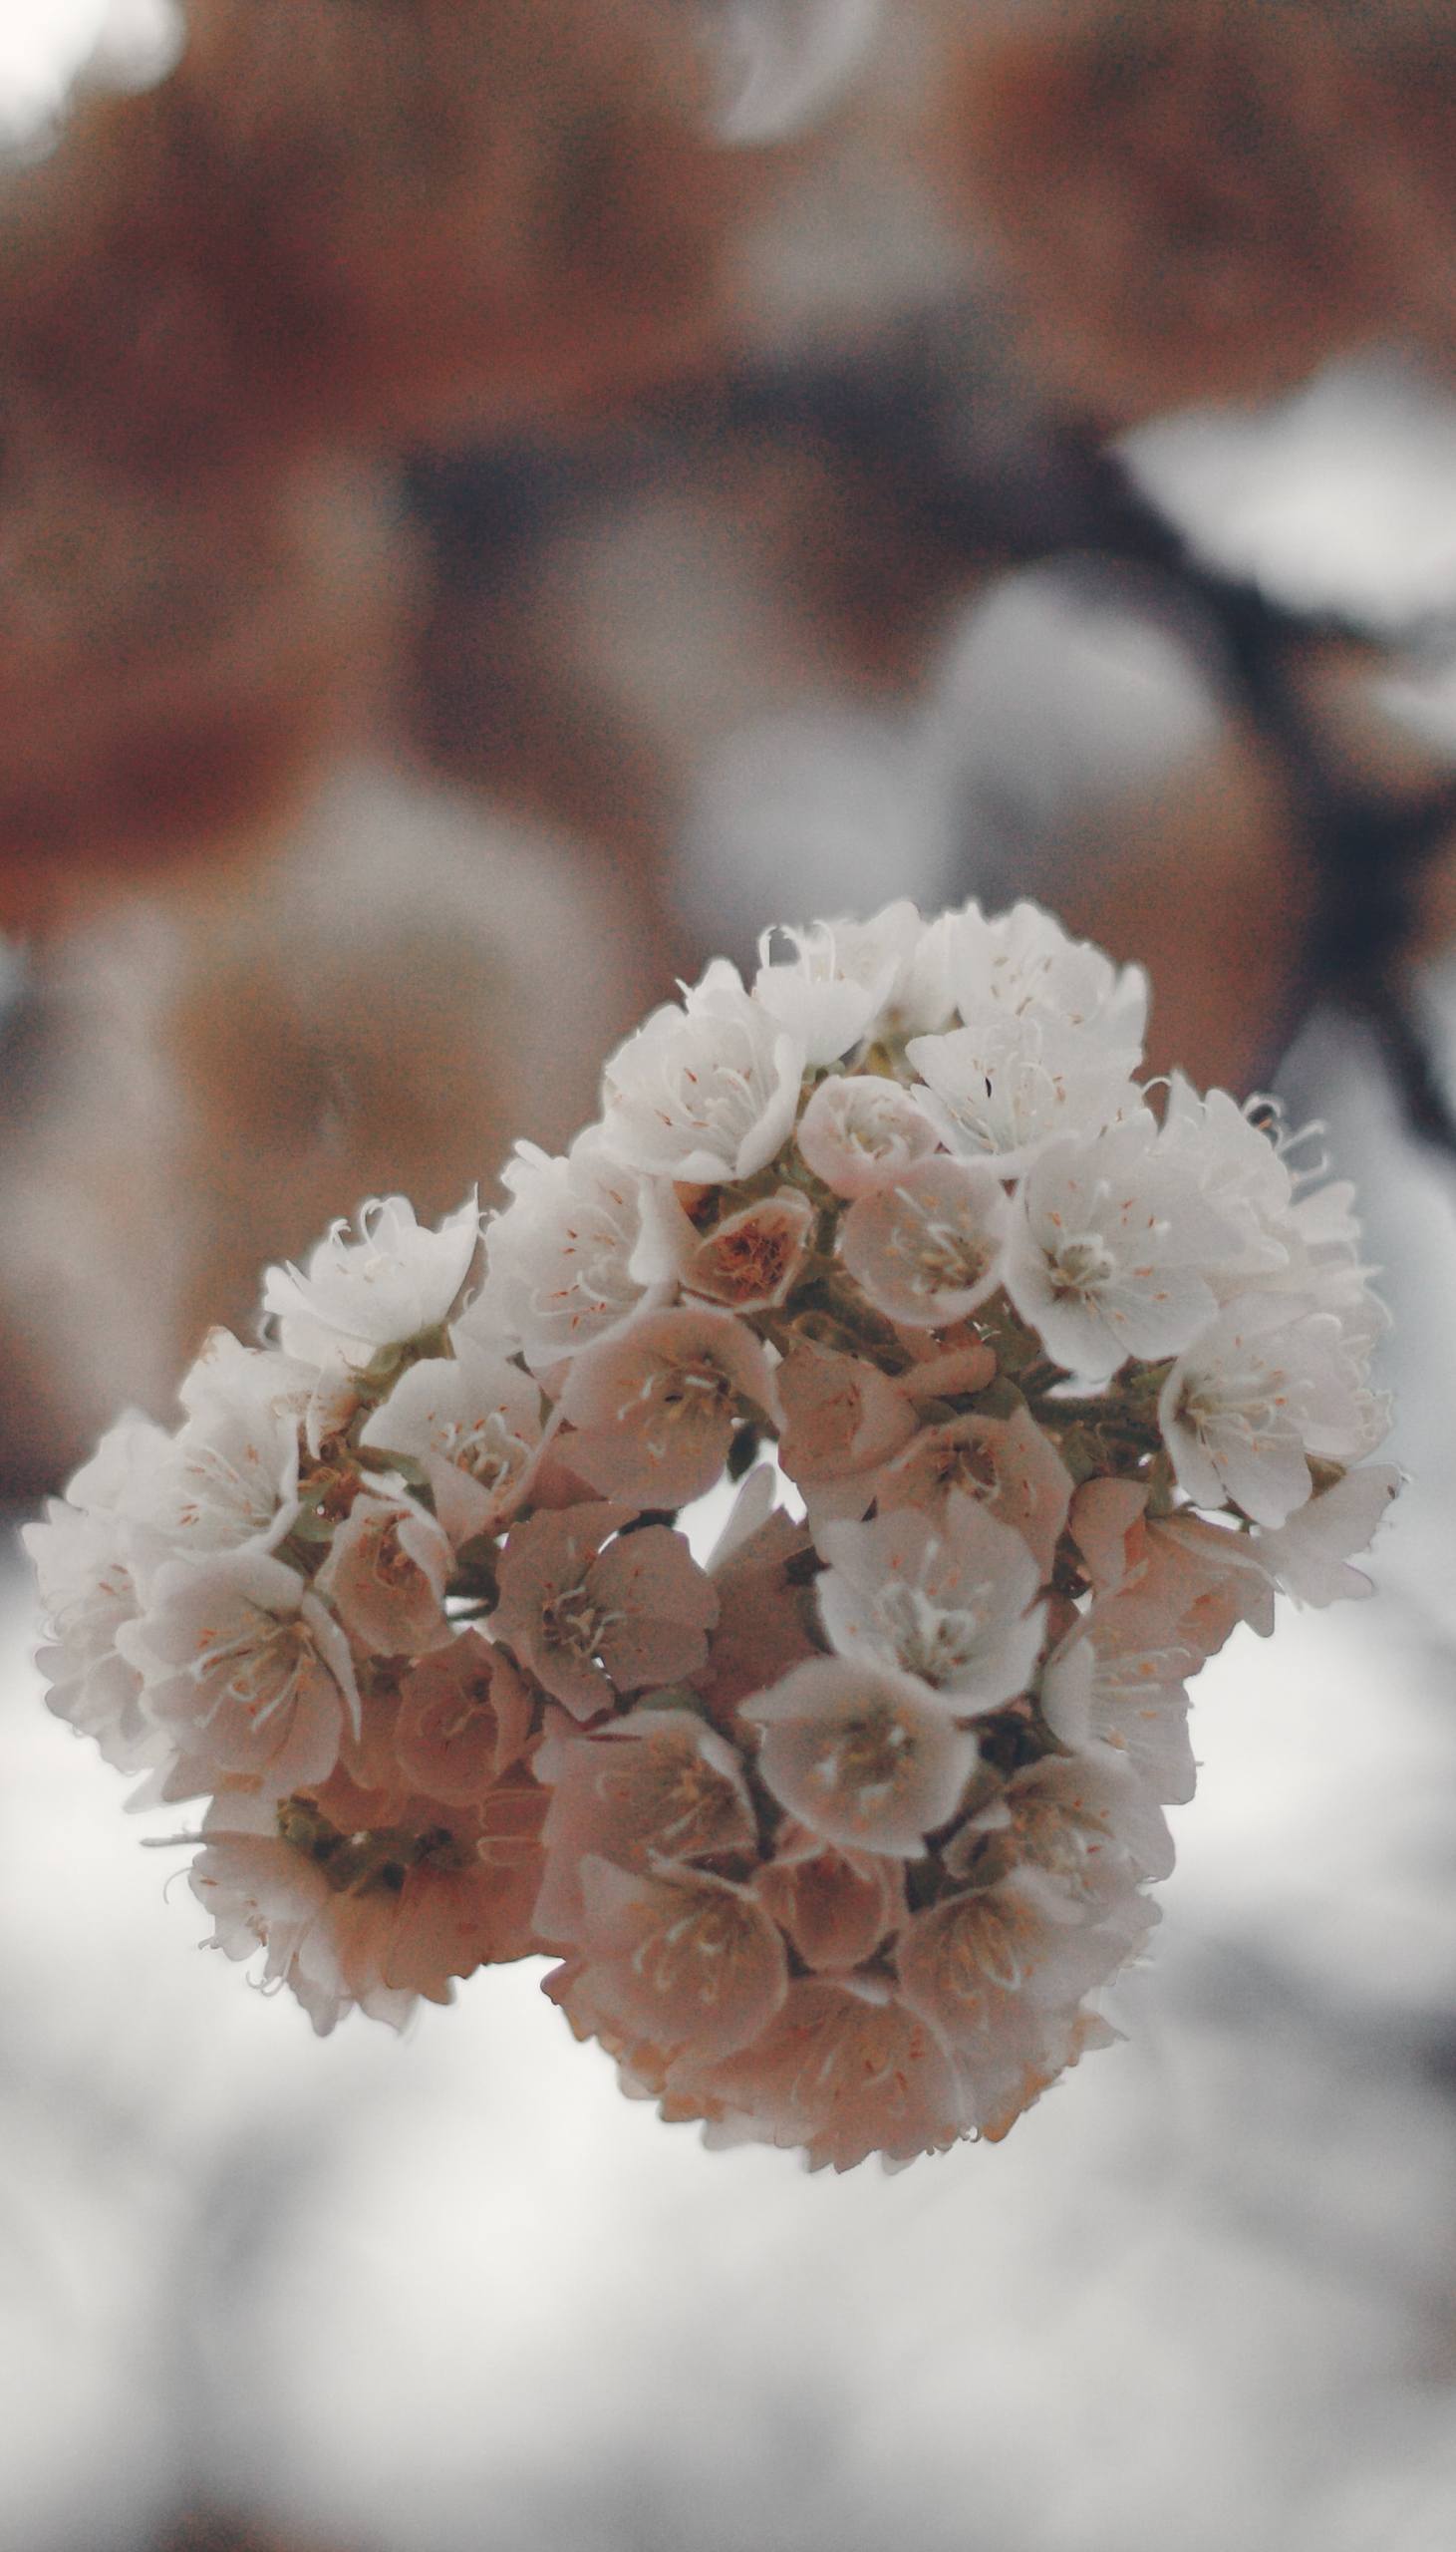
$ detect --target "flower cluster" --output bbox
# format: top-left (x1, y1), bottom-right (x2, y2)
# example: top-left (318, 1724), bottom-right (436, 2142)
top-left (26, 899), bottom-right (1398, 2168)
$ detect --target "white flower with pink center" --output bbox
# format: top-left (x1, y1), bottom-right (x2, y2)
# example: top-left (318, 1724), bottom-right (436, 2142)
top-left (840, 1154), bottom-right (1009, 1326)
top-left (469, 1131), bottom-right (660, 1376)
top-left (634, 1182), bottom-right (815, 1311)
top-left (263, 1195), bottom-right (481, 1366)
top-left (747, 1656), bottom-right (979, 1856)
top-left (359, 1343), bottom-right (543, 1546)
top-left (1005, 1112), bottom-right (1242, 1381)
top-left (495, 1504), bottom-right (718, 1721)
top-left (795, 1071), bottom-right (941, 1198)
top-left (815, 1496), bottom-right (1044, 1709)
top-left (122, 1547), bottom-right (360, 1799)
top-left (600, 959), bottom-right (803, 1183)
top-left (557, 1304), bottom-right (776, 1506)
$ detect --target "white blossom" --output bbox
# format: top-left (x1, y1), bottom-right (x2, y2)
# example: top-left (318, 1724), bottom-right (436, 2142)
top-left (263, 1195), bottom-right (481, 1366)
top-left (906, 1009), bottom-right (1140, 1176)
top-left (470, 1132), bottom-right (660, 1375)
top-left (815, 1496), bottom-right (1044, 1710)
top-left (839, 1154), bottom-right (1008, 1326)
top-left (122, 1547), bottom-right (360, 1800)
top-left (359, 1342), bottom-right (543, 1547)
top-left (942, 898), bottom-right (1148, 1051)
top-left (747, 1656), bottom-right (980, 1857)
top-left (599, 960), bottom-right (804, 1183)
top-left (1004, 1112), bottom-right (1241, 1381)
top-left (795, 1070), bottom-right (941, 1197)
top-left (1159, 1293), bottom-right (1386, 1526)
top-left (752, 901), bottom-right (923, 1064)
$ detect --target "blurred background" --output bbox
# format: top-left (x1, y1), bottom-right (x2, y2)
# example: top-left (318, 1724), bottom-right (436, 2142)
top-left (3, 3), bottom-right (1456, 2546)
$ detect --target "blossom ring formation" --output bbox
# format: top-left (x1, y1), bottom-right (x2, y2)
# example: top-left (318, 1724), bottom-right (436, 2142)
top-left (27, 898), bottom-right (1398, 2169)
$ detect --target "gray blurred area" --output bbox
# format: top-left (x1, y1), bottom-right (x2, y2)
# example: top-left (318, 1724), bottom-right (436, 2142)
top-left (4, 8), bottom-right (1456, 2552)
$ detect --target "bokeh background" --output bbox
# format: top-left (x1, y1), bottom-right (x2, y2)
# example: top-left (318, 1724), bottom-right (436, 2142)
top-left (3, 4), bottom-right (1456, 2547)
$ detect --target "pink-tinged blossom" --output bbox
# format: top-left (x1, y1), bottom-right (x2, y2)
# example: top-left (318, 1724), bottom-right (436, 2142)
top-left (191, 1777), bottom-right (546, 2035)
top-left (675, 1974), bottom-right (966, 2171)
top-left (694, 1498), bottom-right (818, 1726)
top-left (906, 1010), bottom-right (1140, 1177)
top-left (24, 1502), bottom-right (173, 1777)
top-left (840, 1155), bottom-right (1009, 1327)
top-left (495, 1504), bottom-right (718, 1721)
top-left (533, 1706), bottom-right (758, 1943)
top-left (776, 1339), bottom-right (917, 1525)
top-left (123, 1549), bottom-right (359, 1800)
top-left (748, 1656), bottom-right (980, 1856)
top-left (189, 1789), bottom-right (399, 2034)
top-left (682, 1188), bottom-right (815, 1312)
top-left (394, 1634), bottom-right (533, 1805)
top-left (948, 1751), bottom-right (1174, 1892)
top-left (1066, 1478), bottom-right (1151, 1596)
top-left (557, 1305), bottom-right (776, 1506)
top-left (315, 1488), bottom-right (454, 1659)
top-left (876, 1406), bottom-right (1073, 1584)
top-left (565, 1856), bottom-right (789, 2062)
top-left (1138, 1513), bottom-right (1278, 1656)
top-left (599, 959), bottom-right (804, 1184)
top-left (816, 1497), bottom-right (1044, 1710)
top-left (752, 902), bottom-right (924, 1064)
top-left (899, 1337), bottom-right (1000, 1401)
top-left (795, 1071), bottom-right (941, 1198)
top-left (895, 1869), bottom-right (1153, 2135)
top-left (1159, 1294), bottom-right (1387, 1526)
top-left (752, 1822), bottom-right (905, 1971)
top-left (359, 1344), bottom-right (543, 1547)
top-left (263, 1195), bottom-right (481, 1366)
top-left (1040, 1601), bottom-right (1199, 1806)
top-left (1004, 1113), bottom-right (1240, 1382)
top-left (469, 1132), bottom-right (661, 1376)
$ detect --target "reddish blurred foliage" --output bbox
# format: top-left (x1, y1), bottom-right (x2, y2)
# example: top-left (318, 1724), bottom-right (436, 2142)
top-left (0, 0), bottom-right (744, 471)
top-left (940, 0), bottom-right (1456, 423)
top-left (0, 405), bottom-right (404, 930)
